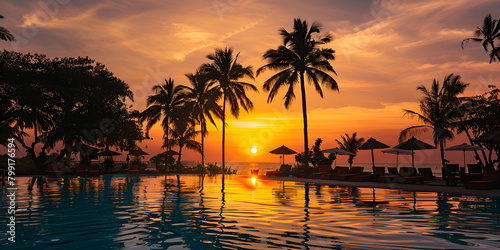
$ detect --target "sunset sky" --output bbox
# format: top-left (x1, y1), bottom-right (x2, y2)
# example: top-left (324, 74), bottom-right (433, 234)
top-left (2, 0), bottom-right (499, 164)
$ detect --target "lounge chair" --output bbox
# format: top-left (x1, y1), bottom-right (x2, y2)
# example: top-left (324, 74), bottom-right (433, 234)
top-left (87, 165), bottom-right (100, 175)
top-left (443, 163), bottom-right (460, 186)
top-left (266, 164), bottom-right (292, 177)
top-left (75, 163), bottom-right (88, 175)
top-left (0, 169), bottom-right (5, 185)
top-left (466, 169), bottom-right (500, 189)
top-left (463, 164), bottom-right (483, 183)
top-left (334, 167), bottom-right (364, 181)
top-left (320, 166), bottom-right (349, 180)
top-left (397, 167), bottom-right (423, 184)
top-left (418, 168), bottom-right (435, 181)
top-left (146, 162), bottom-right (160, 174)
top-left (309, 165), bottom-right (333, 179)
top-left (129, 164), bottom-right (140, 174)
top-left (351, 166), bottom-right (385, 182)
top-left (46, 163), bottom-right (63, 175)
top-left (377, 167), bottom-right (399, 183)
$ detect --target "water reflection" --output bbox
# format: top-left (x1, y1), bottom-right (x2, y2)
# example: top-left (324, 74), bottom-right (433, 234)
top-left (1, 175), bottom-right (500, 249)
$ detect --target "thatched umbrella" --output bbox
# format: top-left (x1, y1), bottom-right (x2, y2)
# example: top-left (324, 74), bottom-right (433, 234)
top-left (269, 145), bottom-right (296, 165)
top-left (359, 138), bottom-right (390, 167)
top-left (394, 137), bottom-right (436, 168)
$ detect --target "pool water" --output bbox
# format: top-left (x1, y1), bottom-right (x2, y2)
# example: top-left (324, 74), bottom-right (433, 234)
top-left (1, 175), bottom-right (500, 249)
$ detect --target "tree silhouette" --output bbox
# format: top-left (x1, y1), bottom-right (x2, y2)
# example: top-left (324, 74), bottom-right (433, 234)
top-left (336, 133), bottom-right (364, 168)
top-left (179, 71), bottom-right (223, 166)
top-left (462, 14), bottom-right (500, 63)
top-left (140, 78), bottom-right (184, 151)
top-left (0, 14), bottom-right (15, 42)
top-left (200, 47), bottom-right (256, 172)
top-left (257, 18), bottom-right (338, 167)
top-left (400, 74), bottom-right (469, 168)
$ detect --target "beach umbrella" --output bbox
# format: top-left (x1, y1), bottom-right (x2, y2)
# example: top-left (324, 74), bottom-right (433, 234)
top-left (445, 143), bottom-right (484, 168)
top-left (475, 128), bottom-right (500, 144)
top-left (382, 148), bottom-right (413, 168)
top-left (394, 137), bottom-right (436, 168)
top-left (98, 148), bottom-right (122, 156)
top-left (128, 148), bottom-right (149, 156)
top-left (321, 148), bottom-right (355, 167)
top-left (161, 150), bottom-right (180, 156)
top-left (98, 148), bottom-right (122, 161)
top-left (359, 138), bottom-right (390, 167)
top-left (67, 143), bottom-right (99, 160)
top-left (269, 145), bottom-right (296, 165)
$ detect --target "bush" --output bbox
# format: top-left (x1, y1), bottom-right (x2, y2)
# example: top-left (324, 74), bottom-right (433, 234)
top-left (291, 164), bottom-right (315, 178)
top-left (295, 138), bottom-right (335, 167)
top-left (193, 164), bottom-right (207, 175)
top-left (205, 163), bottom-right (220, 175)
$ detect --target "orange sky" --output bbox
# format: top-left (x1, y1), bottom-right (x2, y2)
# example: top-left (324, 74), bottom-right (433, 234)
top-left (2, 0), bottom-right (499, 164)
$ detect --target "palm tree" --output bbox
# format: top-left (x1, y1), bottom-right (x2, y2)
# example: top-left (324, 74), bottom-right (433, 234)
top-left (400, 74), bottom-right (469, 168)
top-left (166, 117), bottom-right (201, 164)
top-left (0, 14), bottom-right (15, 42)
top-left (462, 14), bottom-right (500, 63)
top-left (200, 47), bottom-right (257, 172)
top-left (140, 78), bottom-right (184, 150)
top-left (179, 71), bottom-right (223, 167)
top-left (336, 132), bottom-right (365, 168)
top-left (257, 18), bottom-right (338, 167)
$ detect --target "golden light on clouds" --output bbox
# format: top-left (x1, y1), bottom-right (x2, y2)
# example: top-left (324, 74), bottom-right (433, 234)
top-left (3, 0), bottom-right (500, 164)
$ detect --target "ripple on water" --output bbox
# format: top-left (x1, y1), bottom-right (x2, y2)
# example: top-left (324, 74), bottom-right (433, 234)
top-left (0, 175), bottom-right (499, 249)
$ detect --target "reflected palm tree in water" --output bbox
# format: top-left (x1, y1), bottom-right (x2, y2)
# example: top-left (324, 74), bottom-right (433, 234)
top-left (301, 182), bottom-right (311, 248)
top-left (355, 188), bottom-right (389, 214)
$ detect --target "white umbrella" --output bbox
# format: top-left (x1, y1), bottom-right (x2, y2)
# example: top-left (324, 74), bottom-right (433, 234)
top-left (445, 143), bottom-right (484, 168)
top-left (382, 148), bottom-right (413, 168)
top-left (321, 148), bottom-right (355, 167)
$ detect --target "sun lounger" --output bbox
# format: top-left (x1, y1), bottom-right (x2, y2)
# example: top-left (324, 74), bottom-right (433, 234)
top-left (444, 163), bottom-right (461, 186)
top-left (75, 163), bottom-right (88, 175)
top-left (466, 169), bottom-right (500, 189)
top-left (351, 166), bottom-right (385, 182)
top-left (0, 169), bottom-right (5, 185)
top-left (397, 167), bottom-right (423, 184)
top-left (334, 167), bottom-right (365, 181)
top-left (377, 167), bottom-right (399, 183)
top-left (129, 164), bottom-right (140, 174)
top-left (46, 163), bottom-right (63, 175)
top-left (146, 162), bottom-right (160, 174)
top-left (418, 168), bottom-right (435, 181)
top-left (87, 165), bottom-right (100, 175)
top-left (320, 166), bottom-right (349, 180)
top-left (463, 164), bottom-right (483, 183)
top-left (309, 165), bottom-right (333, 179)
top-left (266, 164), bottom-right (292, 177)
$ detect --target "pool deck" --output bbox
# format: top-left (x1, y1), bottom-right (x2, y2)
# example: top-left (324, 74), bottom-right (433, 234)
top-left (260, 176), bottom-right (500, 197)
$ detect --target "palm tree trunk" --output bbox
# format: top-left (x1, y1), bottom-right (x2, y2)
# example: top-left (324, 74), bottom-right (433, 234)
top-left (461, 121), bottom-right (485, 166)
top-left (299, 71), bottom-right (309, 167)
top-left (222, 93), bottom-right (226, 173)
top-left (201, 121), bottom-right (205, 167)
top-left (166, 115), bottom-right (170, 151)
top-left (440, 142), bottom-right (446, 168)
top-left (178, 146), bottom-right (183, 163)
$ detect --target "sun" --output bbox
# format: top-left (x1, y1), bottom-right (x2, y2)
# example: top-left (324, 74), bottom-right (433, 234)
top-left (251, 146), bottom-right (258, 154)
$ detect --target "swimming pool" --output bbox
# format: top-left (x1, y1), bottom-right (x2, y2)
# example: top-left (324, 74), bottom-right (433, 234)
top-left (1, 175), bottom-right (499, 249)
